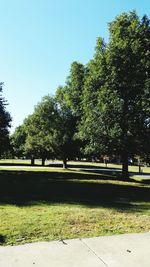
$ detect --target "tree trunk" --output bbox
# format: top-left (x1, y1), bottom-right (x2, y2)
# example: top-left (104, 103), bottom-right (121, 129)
top-left (138, 158), bottom-right (141, 173)
top-left (122, 152), bottom-right (129, 180)
top-left (31, 156), bottom-right (35, 166)
top-left (63, 158), bottom-right (67, 169)
top-left (41, 158), bottom-right (45, 166)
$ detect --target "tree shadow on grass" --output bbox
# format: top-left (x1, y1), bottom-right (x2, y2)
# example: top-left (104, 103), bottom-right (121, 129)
top-left (130, 171), bottom-right (150, 177)
top-left (53, 163), bottom-right (150, 181)
top-left (78, 168), bottom-right (150, 184)
top-left (0, 162), bottom-right (120, 169)
top-left (140, 179), bottom-right (150, 184)
top-left (78, 168), bottom-right (121, 179)
top-left (0, 170), bottom-right (149, 212)
top-left (48, 163), bottom-right (119, 170)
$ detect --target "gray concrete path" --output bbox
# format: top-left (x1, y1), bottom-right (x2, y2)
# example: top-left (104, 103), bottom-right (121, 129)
top-left (0, 233), bottom-right (150, 267)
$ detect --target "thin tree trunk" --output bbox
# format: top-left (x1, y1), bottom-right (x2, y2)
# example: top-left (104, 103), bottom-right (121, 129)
top-left (41, 158), bottom-right (45, 166)
top-left (31, 156), bottom-right (35, 166)
top-left (138, 158), bottom-right (141, 173)
top-left (122, 151), bottom-right (129, 180)
top-left (63, 158), bottom-right (67, 169)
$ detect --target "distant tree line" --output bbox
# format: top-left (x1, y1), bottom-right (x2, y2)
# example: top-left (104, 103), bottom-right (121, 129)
top-left (1, 11), bottom-right (150, 180)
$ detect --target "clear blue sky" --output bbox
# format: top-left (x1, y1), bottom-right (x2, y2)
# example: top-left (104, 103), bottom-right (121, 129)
top-left (0, 0), bottom-right (149, 132)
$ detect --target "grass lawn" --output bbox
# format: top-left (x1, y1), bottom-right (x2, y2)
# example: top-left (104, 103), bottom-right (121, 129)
top-left (0, 167), bottom-right (150, 246)
top-left (0, 159), bottom-right (150, 173)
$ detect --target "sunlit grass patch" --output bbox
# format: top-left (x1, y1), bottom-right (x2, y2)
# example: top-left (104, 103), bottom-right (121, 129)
top-left (0, 202), bottom-right (150, 246)
top-left (0, 168), bottom-right (150, 245)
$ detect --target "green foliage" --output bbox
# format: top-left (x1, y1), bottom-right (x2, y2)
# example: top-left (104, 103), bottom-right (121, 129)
top-left (78, 37), bottom-right (108, 155)
top-left (79, 11), bottom-right (150, 178)
top-left (0, 83), bottom-right (11, 156)
top-left (55, 86), bottom-right (82, 163)
top-left (11, 125), bottom-right (27, 158)
top-left (10, 11), bottom-right (149, 174)
top-left (80, 12), bottom-right (149, 166)
top-left (24, 95), bottom-right (58, 161)
top-left (22, 92), bottom-right (81, 166)
top-left (65, 61), bottom-right (85, 117)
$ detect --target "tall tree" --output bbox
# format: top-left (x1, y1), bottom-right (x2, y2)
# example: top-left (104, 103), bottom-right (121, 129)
top-left (79, 37), bottom-right (108, 157)
top-left (11, 124), bottom-right (27, 158)
top-left (55, 86), bottom-right (81, 168)
top-left (80, 11), bottom-right (150, 180)
top-left (58, 61), bottom-right (86, 161)
top-left (24, 95), bottom-right (58, 165)
top-left (23, 92), bottom-right (80, 168)
top-left (0, 83), bottom-right (11, 156)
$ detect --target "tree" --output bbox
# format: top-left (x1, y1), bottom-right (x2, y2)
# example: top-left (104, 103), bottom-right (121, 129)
top-left (0, 83), bottom-right (11, 156)
top-left (65, 61), bottom-right (85, 118)
top-left (78, 37), bottom-right (108, 157)
top-left (55, 86), bottom-right (81, 168)
top-left (11, 124), bottom-right (27, 158)
top-left (80, 11), bottom-right (150, 180)
top-left (24, 92), bottom-right (80, 168)
top-left (24, 95), bottom-right (58, 165)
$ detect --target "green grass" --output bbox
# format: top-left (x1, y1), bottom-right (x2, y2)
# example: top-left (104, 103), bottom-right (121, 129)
top-left (0, 159), bottom-right (150, 174)
top-left (0, 167), bottom-right (150, 245)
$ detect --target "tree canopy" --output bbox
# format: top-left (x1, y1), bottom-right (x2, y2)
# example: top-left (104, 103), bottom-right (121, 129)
top-left (0, 83), bottom-right (11, 156)
top-left (79, 11), bottom-right (150, 179)
top-left (11, 11), bottom-right (150, 178)
top-left (13, 93), bottom-right (81, 168)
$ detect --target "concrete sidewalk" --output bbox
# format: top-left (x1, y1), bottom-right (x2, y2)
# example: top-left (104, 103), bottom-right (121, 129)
top-left (0, 233), bottom-right (150, 267)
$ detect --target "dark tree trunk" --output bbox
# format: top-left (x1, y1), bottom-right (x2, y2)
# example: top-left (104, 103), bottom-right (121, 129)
top-left (138, 158), bottom-right (141, 173)
top-left (31, 156), bottom-right (35, 166)
top-left (122, 151), bottom-right (129, 180)
top-left (63, 158), bottom-right (67, 169)
top-left (41, 158), bottom-right (45, 166)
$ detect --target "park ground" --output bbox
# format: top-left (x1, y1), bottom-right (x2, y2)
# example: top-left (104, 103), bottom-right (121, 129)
top-left (0, 160), bottom-right (150, 246)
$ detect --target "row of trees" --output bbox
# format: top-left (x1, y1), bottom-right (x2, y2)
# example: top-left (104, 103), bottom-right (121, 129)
top-left (11, 93), bottom-right (82, 168)
top-left (1, 11), bottom-right (150, 180)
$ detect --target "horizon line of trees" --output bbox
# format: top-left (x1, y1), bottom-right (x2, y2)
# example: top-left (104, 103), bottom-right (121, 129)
top-left (1, 11), bottom-right (150, 180)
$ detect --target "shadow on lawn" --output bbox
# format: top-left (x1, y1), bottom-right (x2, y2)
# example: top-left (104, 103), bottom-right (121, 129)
top-left (0, 162), bottom-right (119, 169)
top-left (48, 163), bottom-right (118, 170)
top-left (0, 170), bottom-right (149, 211)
